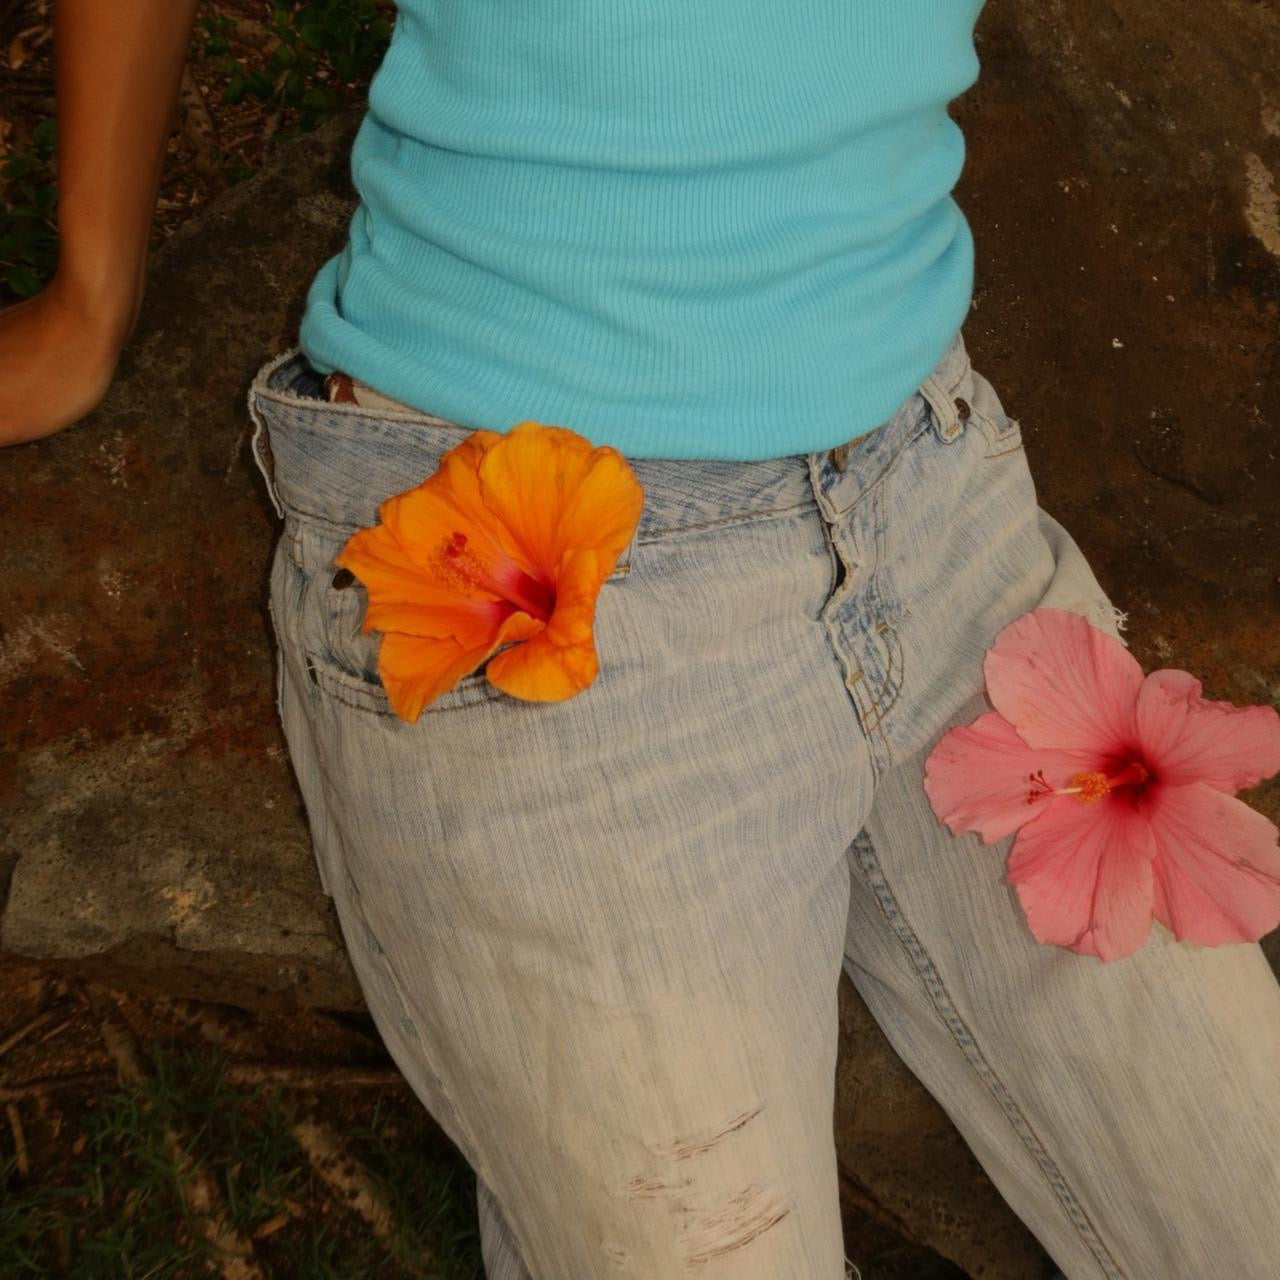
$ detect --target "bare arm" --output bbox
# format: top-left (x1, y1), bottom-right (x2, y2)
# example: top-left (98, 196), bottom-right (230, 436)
top-left (0, 0), bottom-right (201, 447)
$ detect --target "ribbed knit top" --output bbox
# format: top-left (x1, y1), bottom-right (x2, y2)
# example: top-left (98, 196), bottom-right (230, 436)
top-left (299, 0), bottom-right (985, 460)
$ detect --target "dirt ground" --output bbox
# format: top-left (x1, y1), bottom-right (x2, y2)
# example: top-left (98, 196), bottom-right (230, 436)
top-left (0, 954), bottom-right (486, 1277)
top-left (3, 0), bottom-right (1278, 1274)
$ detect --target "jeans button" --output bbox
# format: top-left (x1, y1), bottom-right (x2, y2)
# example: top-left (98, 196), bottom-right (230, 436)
top-left (954, 397), bottom-right (971, 421)
top-left (829, 441), bottom-right (852, 472)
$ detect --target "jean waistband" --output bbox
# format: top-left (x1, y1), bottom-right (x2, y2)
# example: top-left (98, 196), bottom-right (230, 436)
top-left (247, 329), bottom-right (976, 543)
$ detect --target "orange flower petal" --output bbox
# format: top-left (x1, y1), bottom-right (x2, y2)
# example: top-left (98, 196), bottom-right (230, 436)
top-left (382, 481), bottom-right (525, 587)
top-left (430, 434), bottom-right (541, 576)
top-left (475, 423), bottom-right (643, 581)
top-left (363, 598), bottom-right (510, 644)
top-left (338, 526), bottom-right (502, 648)
top-left (336, 420), bottom-right (643, 718)
top-left (486, 627), bottom-right (598, 702)
top-left (484, 549), bottom-right (604, 701)
top-left (377, 631), bottom-right (497, 723)
top-left (554, 446), bottom-right (646, 574)
top-left (337, 522), bottom-right (439, 588)
top-left (496, 609), bottom-right (546, 645)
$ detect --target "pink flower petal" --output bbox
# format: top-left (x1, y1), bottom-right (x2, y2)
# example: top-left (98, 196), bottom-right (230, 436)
top-left (1146, 781), bottom-right (1280, 946)
top-left (984, 608), bottom-right (1144, 755)
top-left (924, 711), bottom-right (1098, 844)
top-left (1136, 668), bottom-right (1280, 793)
top-left (1006, 795), bottom-right (1156, 962)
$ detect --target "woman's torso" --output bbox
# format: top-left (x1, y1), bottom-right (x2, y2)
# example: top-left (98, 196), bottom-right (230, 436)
top-left (299, 0), bottom-right (986, 460)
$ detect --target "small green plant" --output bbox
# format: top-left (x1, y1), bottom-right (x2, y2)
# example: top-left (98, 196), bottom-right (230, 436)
top-left (202, 0), bottom-right (392, 135)
top-left (0, 1037), bottom-right (484, 1278)
top-left (0, 116), bottom-right (59, 300)
top-left (348, 1093), bottom-right (485, 1279)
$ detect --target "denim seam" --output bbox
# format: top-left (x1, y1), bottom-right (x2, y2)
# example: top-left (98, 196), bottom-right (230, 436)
top-left (316, 814), bottom-right (500, 1226)
top-left (839, 489), bottom-right (902, 762)
top-left (251, 347), bottom-right (466, 428)
top-left (248, 391), bottom-right (285, 520)
top-left (289, 505), bottom-right (367, 535)
top-left (850, 831), bottom-right (1127, 1280)
top-left (859, 626), bottom-right (902, 728)
top-left (940, 348), bottom-right (973, 400)
top-left (821, 439), bottom-right (919, 519)
top-left (282, 514), bottom-right (305, 569)
top-left (305, 650), bottom-right (503, 717)
top-left (643, 497), bottom-right (816, 540)
top-left (825, 518), bottom-right (895, 780)
top-left (252, 351), bottom-right (820, 539)
top-left (277, 477), bottom-right (807, 551)
top-left (967, 400), bottom-right (1023, 458)
top-left (862, 483), bottom-right (903, 729)
top-left (259, 386), bottom-right (463, 427)
top-left (981, 436), bottom-right (1025, 460)
top-left (847, 670), bottom-right (888, 753)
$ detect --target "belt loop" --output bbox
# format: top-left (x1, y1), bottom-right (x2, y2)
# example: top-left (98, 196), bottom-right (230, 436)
top-left (920, 372), bottom-right (964, 444)
top-left (617, 524), bottom-right (639, 573)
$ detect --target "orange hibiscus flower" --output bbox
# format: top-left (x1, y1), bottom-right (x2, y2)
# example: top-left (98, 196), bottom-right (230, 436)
top-left (334, 421), bottom-right (645, 722)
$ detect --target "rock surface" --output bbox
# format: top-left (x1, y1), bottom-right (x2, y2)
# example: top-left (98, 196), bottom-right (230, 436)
top-left (2, 114), bottom-right (365, 1013)
top-left (3, 1), bottom-right (1277, 1277)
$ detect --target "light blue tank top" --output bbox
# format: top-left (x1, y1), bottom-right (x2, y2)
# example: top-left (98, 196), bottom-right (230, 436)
top-left (299, 1), bottom-right (985, 460)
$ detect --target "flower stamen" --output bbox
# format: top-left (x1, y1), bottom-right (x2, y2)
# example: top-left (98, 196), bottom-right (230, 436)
top-left (1026, 761), bottom-right (1151, 806)
top-left (433, 531), bottom-right (489, 593)
top-left (1026, 769), bottom-right (1055, 805)
top-left (1063, 769), bottom-right (1112, 804)
top-left (434, 530), bottom-right (555, 621)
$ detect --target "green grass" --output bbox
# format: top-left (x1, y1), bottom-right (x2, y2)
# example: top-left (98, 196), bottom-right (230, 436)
top-left (0, 115), bottom-right (58, 300)
top-left (347, 1094), bottom-right (484, 1280)
top-left (200, 0), bottom-right (392, 137)
top-left (0, 1038), bottom-right (483, 1278)
top-left (0, 1), bottom-right (395, 303)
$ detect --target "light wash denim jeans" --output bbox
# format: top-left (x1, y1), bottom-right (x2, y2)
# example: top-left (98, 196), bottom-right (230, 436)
top-left (247, 332), bottom-right (1280, 1279)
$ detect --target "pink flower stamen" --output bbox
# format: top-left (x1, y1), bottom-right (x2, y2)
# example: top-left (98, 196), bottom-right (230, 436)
top-left (1025, 761), bottom-right (1151, 806)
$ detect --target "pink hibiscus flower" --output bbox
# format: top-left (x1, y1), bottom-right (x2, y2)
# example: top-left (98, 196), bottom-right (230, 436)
top-left (924, 607), bottom-right (1280, 962)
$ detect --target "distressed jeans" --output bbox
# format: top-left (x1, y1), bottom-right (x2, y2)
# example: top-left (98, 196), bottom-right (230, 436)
top-left (247, 331), bottom-right (1280, 1279)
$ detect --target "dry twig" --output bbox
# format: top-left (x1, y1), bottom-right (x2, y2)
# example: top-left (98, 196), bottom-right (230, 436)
top-left (92, 993), bottom-right (268, 1280)
top-left (259, 107), bottom-right (282, 163)
top-left (838, 1167), bottom-right (916, 1237)
top-left (178, 61), bottom-right (223, 187)
top-left (0, 1005), bottom-right (71, 1060)
top-left (292, 1116), bottom-right (432, 1275)
top-left (5, 1101), bottom-right (30, 1175)
top-left (0, 1069), bottom-right (114, 1102)
top-left (225, 1062), bottom-right (408, 1091)
top-left (144, 992), bottom-right (273, 1059)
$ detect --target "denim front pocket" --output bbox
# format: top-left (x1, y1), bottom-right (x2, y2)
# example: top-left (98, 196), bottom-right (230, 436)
top-left (290, 508), bottom-right (637, 720)
top-left (251, 349), bottom-right (644, 720)
top-left (289, 513), bottom-right (495, 717)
